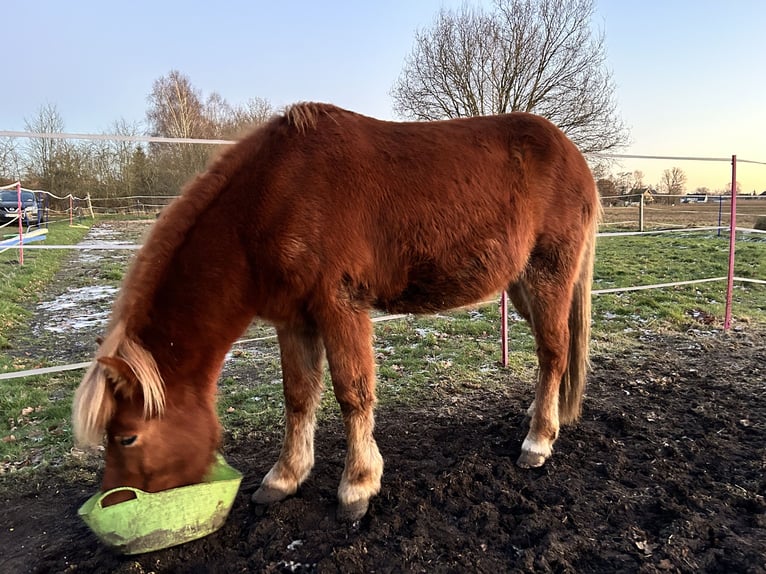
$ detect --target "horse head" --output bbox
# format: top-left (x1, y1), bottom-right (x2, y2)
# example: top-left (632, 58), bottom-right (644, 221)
top-left (73, 329), bottom-right (220, 505)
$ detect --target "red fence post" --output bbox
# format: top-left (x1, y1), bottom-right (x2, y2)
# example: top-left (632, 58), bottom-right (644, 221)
top-left (500, 291), bottom-right (509, 367)
top-left (723, 155), bottom-right (737, 330)
top-left (16, 182), bottom-right (24, 265)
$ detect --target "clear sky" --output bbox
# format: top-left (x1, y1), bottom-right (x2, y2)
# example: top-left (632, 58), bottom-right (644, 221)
top-left (2, 0), bottom-right (764, 193)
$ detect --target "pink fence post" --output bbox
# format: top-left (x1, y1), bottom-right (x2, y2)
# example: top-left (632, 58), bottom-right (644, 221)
top-left (500, 291), bottom-right (509, 367)
top-left (16, 182), bottom-right (24, 265)
top-left (723, 155), bottom-right (737, 330)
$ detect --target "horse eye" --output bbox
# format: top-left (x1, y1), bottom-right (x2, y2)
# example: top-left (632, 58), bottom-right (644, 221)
top-left (119, 435), bottom-right (138, 447)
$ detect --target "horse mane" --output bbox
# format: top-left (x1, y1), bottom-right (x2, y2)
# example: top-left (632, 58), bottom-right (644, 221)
top-left (73, 119), bottom-right (276, 445)
top-left (72, 321), bottom-right (165, 446)
top-left (115, 103), bottom-right (344, 332)
top-left (113, 148), bottom-right (248, 332)
top-left (284, 102), bottom-right (341, 133)
top-left (73, 103), bottom-right (340, 445)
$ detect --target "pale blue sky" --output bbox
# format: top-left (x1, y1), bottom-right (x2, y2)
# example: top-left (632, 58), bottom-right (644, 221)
top-left (2, 0), bottom-right (764, 192)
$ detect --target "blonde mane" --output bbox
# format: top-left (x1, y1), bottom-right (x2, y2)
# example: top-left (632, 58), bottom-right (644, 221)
top-left (284, 102), bottom-right (340, 133)
top-left (72, 323), bottom-right (165, 446)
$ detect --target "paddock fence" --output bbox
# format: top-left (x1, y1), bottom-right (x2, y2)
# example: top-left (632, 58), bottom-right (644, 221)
top-left (0, 131), bottom-right (764, 380)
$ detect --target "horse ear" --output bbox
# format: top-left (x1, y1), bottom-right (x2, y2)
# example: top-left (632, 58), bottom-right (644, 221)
top-left (98, 356), bottom-right (139, 398)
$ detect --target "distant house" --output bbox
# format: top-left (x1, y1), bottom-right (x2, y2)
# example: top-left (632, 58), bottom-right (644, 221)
top-left (621, 188), bottom-right (655, 206)
top-left (681, 194), bottom-right (708, 203)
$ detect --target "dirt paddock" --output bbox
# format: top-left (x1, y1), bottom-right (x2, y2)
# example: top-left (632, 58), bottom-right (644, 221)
top-left (1, 220), bottom-right (764, 573)
top-left (1, 328), bottom-right (764, 573)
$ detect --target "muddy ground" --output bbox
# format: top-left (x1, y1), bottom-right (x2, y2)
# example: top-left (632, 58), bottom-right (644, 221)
top-left (1, 221), bottom-right (765, 573)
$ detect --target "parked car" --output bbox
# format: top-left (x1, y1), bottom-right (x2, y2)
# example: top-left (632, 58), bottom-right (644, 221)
top-left (0, 190), bottom-right (47, 228)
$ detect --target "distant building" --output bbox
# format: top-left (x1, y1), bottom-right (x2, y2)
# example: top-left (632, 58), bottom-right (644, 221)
top-left (621, 187), bottom-right (655, 206)
top-left (681, 193), bottom-right (708, 203)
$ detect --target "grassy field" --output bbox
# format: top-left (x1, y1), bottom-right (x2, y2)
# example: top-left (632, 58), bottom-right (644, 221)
top-left (0, 223), bottom-right (93, 347)
top-left (602, 199), bottom-right (766, 231)
top-left (0, 222), bottom-right (93, 470)
top-left (0, 216), bottom-right (764, 477)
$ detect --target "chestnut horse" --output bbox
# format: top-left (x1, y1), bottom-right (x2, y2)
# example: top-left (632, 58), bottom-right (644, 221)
top-left (73, 103), bottom-right (599, 521)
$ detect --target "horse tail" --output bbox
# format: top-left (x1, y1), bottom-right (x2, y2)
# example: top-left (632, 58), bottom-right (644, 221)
top-left (559, 210), bottom-right (598, 425)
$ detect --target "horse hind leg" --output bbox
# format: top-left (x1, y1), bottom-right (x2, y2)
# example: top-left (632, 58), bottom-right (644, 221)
top-left (319, 306), bottom-right (383, 522)
top-left (252, 323), bottom-right (325, 505)
top-left (514, 269), bottom-right (574, 469)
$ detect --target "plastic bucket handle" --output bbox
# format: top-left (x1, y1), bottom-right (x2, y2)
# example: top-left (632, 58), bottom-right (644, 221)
top-left (95, 487), bottom-right (144, 509)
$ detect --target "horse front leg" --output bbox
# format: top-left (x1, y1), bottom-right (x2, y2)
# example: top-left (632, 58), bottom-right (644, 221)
top-left (321, 308), bottom-right (383, 522)
top-left (252, 324), bottom-right (325, 505)
top-left (507, 283), bottom-right (539, 418)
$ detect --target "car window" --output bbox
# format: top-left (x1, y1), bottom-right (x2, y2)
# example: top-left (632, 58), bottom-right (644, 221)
top-left (1, 191), bottom-right (36, 204)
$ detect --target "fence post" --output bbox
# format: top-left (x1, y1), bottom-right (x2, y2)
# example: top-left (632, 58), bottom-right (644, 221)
top-left (638, 193), bottom-right (645, 232)
top-left (724, 155), bottom-right (737, 330)
top-left (69, 195), bottom-right (73, 226)
top-left (86, 193), bottom-right (95, 219)
top-left (500, 291), bottom-right (508, 367)
top-left (16, 182), bottom-right (24, 265)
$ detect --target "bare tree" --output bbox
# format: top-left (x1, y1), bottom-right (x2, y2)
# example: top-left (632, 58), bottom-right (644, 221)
top-left (147, 70), bottom-right (207, 139)
top-left (0, 138), bottom-right (21, 181)
top-left (24, 103), bottom-right (70, 192)
top-left (80, 119), bottom-right (145, 200)
top-left (631, 170), bottom-right (644, 190)
top-left (203, 94), bottom-right (274, 139)
top-left (661, 167), bottom-right (687, 196)
top-left (391, 0), bottom-right (627, 153)
top-left (145, 71), bottom-right (276, 194)
top-left (615, 171), bottom-right (632, 195)
top-left (229, 97), bottom-right (274, 136)
top-left (725, 181), bottom-right (742, 195)
top-left (146, 71), bottom-right (210, 194)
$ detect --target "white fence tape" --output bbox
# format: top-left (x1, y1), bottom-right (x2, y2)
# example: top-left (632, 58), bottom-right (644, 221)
top-left (2, 275), bottom-right (764, 381)
top-left (1, 221), bottom-right (764, 380)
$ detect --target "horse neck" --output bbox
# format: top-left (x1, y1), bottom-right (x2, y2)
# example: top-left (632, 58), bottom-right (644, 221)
top-left (133, 228), bottom-right (257, 382)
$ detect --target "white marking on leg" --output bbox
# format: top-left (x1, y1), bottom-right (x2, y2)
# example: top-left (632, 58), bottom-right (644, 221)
top-left (261, 465), bottom-right (299, 495)
top-left (262, 411), bottom-right (317, 493)
top-left (338, 415), bottom-right (384, 506)
top-left (521, 434), bottom-right (553, 457)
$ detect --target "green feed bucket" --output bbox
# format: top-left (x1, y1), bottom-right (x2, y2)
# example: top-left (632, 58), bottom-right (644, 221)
top-left (78, 453), bottom-right (242, 555)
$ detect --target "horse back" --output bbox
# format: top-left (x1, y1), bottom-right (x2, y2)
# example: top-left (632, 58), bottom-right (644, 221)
top-left (228, 105), bottom-right (596, 317)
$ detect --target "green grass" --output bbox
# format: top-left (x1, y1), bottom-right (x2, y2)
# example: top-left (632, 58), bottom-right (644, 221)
top-left (97, 260), bottom-right (126, 282)
top-left (0, 222), bottom-right (93, 347)
top-left (0, 228), bottom-right (764, 478)
top-left (0, 370), bottom-right (81, 470)
top-left (592, 232), bottom-right (766, 334)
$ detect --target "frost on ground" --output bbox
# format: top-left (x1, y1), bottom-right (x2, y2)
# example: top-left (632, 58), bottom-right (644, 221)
top-left (1, 220), bottom-right (764, 574)
top-left (36, 286), bottom-right (117, 333)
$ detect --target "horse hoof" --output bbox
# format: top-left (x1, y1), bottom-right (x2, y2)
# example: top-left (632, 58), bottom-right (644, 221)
top-left (337, 498), bottom-right (369, 522)
top-left (516, 451), bottom-right (547, 468)
top-left (251, 485), bottom-right (291, 505)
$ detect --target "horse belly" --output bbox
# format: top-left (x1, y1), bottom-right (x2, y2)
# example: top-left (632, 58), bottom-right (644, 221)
top-left (376, 255), bottom-right (509, 314)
